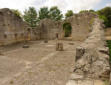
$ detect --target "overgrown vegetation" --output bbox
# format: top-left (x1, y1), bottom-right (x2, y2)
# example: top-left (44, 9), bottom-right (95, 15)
top-left (79, 7), bottom-right (111, 28)
top-left (106, 40), bottom-right (111, 63)
top-left (97, 7), bottom-right (111, 28)
top-left (11, 9), bottom-right (22, 18)
top-left (63, 23), bottom-right (72, 37)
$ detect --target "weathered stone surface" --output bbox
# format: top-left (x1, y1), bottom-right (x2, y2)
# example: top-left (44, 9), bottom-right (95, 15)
top-left (109, 63), bottom-right (111, 85)
top-left (0, 8), bottom-right (28, 46)
top-left (0, 51), bottom-right (2, 55)
top-left (65, 12), bottom-right (97, 41)
top-left (22, 45), bottom-right (29, 48)
top-left (38, 19), bottom-right (63, 40)
top-left (56, 42), bottom-right (64, 51)
top-left (44, 40), bottom-right (48, 43)
top-left (110, 72), bottom-right (111, 85)
top-left (67, 18), bottom-right (110, 85)
top-left (66, 79), bottom-right (105, 85)
top-left (74, 18), bottom-right (110, 79)
top-left (70, 73), bottom-right (84, 80)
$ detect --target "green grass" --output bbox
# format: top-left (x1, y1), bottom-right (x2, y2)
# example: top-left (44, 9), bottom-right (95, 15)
top-left (106, 40), bottom-right (111, 63)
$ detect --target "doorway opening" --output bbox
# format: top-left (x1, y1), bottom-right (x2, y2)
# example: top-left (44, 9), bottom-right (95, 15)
top-left (63, 22), bottom-right (72, 37)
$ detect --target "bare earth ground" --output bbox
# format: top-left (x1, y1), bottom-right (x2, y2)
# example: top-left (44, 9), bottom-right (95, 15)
top-left (0, 40), bottom-right (81, 85)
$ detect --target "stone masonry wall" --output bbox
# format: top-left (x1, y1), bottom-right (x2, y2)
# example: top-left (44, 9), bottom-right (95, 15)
top-left (0, 8), bottom-right (26, 46)
top-left (37, 13), bottom-right (98, 41)
top-left (65, 12), bottom-right (97, 41)
top-left (38, 19), bottom-right (63, 40)
top-left (67, 18), bottom-right (110, 85)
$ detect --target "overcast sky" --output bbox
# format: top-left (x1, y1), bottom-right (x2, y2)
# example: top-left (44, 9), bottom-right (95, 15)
top-left (0, 0), bottom-right (111, 13)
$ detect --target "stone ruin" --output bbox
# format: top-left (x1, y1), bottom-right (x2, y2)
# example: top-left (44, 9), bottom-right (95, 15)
top-left (64, 12), bottom-right (97, 41)
top-left (0, 8), bottom-right (26, 45)
top-left (67, 18), bottom-right (110, 85)
top-left (36, 12), bottom-right (97, 41)
top-left (38, 19), bottom-right (63, 40)
top-left (0, 8), bottom-right (40, 46)
top-left (0, 8), bottom-right (99, 45)
top-left (0, 8), bottom-right (110, 84)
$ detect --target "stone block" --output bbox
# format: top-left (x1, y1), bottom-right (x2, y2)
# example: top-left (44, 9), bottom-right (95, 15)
top-left (23, 45), bottom-right (29, 48)
top-left (56, 43), bottom-right (64, 51)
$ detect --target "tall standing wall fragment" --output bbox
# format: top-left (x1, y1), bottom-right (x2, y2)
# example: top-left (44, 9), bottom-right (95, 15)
top-left (0, 8), bottom-right (27, 46)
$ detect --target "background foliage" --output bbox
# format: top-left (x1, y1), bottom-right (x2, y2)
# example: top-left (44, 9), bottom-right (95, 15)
top-left (23, 7), bottom-right (38, 28)
top-left (14, 6), bottom-right (111, 29)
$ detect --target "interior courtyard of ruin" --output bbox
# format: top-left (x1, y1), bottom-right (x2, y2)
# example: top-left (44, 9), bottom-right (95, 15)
top-left (0, 8), bottom-right (110, 85)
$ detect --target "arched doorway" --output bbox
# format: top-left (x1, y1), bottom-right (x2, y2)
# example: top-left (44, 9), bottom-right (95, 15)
top-left (63, 22), bottom-right (72, 37)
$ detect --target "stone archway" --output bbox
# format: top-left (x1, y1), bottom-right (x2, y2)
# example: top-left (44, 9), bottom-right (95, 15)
top-left (63, 22), bottom-right (72, 37)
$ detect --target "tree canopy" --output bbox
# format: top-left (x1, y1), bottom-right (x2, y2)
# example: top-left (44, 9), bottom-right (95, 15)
top-left (38, 7), bottom-right (49, 20)
top-left (97, 7), bottom-right (111, 27)
top-left (65, 10), bottom-right (73, 18)
top-left (79, 9), bottom-right (95, 13)
top-left (49, 6), bottom-right (63, 21)
top-left (23, 7), bottom-right (38, 28)
top-left (14, 6), bottom-right (111, 28)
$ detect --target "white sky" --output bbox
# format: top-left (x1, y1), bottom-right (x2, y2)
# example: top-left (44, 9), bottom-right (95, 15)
top-left (106, 3), bottom-right (111, 6)
top-left (0, 0), bottom-right (109, 13)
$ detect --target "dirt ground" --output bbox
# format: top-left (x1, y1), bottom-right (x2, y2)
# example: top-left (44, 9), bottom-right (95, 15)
top-left (0, 40), bottom-right (81, 85)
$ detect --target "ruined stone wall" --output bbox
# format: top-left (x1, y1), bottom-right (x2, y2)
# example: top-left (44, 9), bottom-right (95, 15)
top-left (0, 8), bottom-right (27, 46)
top-left (67, 18), bottom-right (110, 85)
top-left (65, 12), bottom-right (97, 41)
top-left (30, 27), bottom-right (41, 40)
top-left (38, 19), bottom-right (63, 40)
top-left (37, 13), bottom-right (97, 41)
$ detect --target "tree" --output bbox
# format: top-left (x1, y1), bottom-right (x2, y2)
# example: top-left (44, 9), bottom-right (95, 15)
top-left (97, 7), bottom-right (111, 27)
top-left (99, 15), bottom-right (108, 26)
top-left (89, 9), bottom-right (95, 13)
top-left (79, 10), bottom-right (89, 13)
top-left (11, 9), bottom-right (22, 18)
top-left (23, 7), bottom-right (37, 28)
top-left (49, 6), bottom-right (63, 21)
top-left (65, 10), bottom-right (73, 18)
top-left (79, 9), bottom-right (95, 14)
top-left (38, 7), bottom-right (49, 20)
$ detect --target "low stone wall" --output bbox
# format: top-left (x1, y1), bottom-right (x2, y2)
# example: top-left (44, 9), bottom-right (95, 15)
top-left (67, 18), bottom-right (110, 85)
